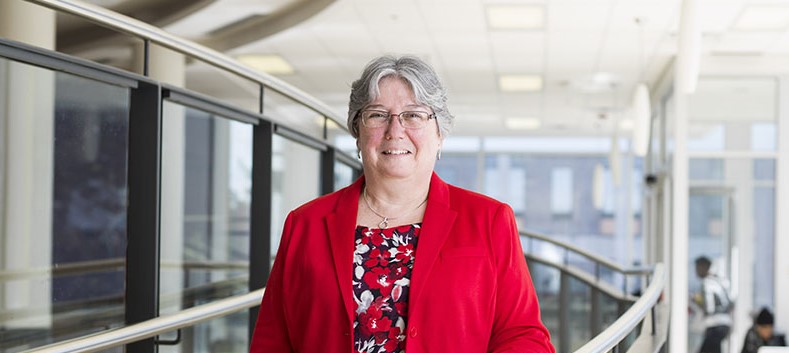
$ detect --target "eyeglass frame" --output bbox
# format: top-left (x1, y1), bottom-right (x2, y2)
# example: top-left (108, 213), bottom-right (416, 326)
top-left (357, 109), bottom-right (436, 130)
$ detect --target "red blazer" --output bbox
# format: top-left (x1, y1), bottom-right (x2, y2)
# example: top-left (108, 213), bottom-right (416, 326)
top-left (250, 173), bottom-right (554, 353)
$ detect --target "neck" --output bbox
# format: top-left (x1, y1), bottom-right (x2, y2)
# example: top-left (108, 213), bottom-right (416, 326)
top-left (363, 174), bottom-right (431, 206)
top-left (360, 174), bottom-right (431, 229)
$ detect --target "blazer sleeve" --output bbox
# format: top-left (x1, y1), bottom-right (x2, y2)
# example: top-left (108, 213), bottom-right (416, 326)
top-left (488, 204), bottom-right (555, 353)
top-left (249, 213), bottom-right (295, 353)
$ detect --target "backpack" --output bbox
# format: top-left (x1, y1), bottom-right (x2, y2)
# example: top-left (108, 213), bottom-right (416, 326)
top-left (711, 276), bottom-right (734, 314)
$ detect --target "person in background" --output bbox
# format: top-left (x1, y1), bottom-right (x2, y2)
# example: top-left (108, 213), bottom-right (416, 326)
top-left (249, 55), bottom-right (554, 353)
top-left (693, 256), bottom-right (733, 353)
top-left (741, 307), bottom-right (787, 353)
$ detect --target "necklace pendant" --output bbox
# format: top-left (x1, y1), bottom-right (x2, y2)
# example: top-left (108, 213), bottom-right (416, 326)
top-left (378, 217), bottom-right (389, 229)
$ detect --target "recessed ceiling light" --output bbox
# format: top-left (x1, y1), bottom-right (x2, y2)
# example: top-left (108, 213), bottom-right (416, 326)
top-left (619, 118), bottom-right (634, 131)
top-left (732, 6), bottom-right (789, 31)
top-left (236, 54), bottom-right (295, 75)
top-left (486, 5), bottom-right (544, 30)
top-left (499, 74), bottom-right (543, 92)
top-left (505, 117), bottom-right (542, 130)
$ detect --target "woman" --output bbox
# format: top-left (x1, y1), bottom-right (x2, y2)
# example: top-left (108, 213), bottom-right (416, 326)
top-left (250, 55), bottom-right (554, 353)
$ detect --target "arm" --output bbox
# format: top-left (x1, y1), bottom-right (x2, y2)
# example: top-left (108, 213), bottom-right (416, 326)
top-left (249, 213), bottom-right (294, 353)
top-left (741, 328), bottom-right (761, 353)
top-left (488, 204), bottom-right (555, 353)
top-left (701, 278), bottom-right (719, 316)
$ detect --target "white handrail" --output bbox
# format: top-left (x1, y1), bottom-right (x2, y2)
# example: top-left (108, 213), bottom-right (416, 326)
top-left (573, 263), bottom-right (666, 353)
top-left (21, 289), bottom-right (265, 353)
top-left (25, 0), bottom-right (347, 130)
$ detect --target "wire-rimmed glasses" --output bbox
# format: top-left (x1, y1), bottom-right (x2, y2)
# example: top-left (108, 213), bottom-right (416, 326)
top-left (359, 110), bottom-right (435, 129)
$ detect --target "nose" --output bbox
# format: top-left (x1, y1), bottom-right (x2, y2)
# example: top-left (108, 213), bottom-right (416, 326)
top-left (385, 113), bottom-right (406, 137)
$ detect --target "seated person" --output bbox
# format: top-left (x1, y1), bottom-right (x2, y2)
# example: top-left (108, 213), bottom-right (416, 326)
top-left (742, 307), bottom-right (787, 353)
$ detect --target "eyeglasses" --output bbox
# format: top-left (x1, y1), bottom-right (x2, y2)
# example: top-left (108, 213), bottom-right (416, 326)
top-left (359, 110), bottom-right (435, 129)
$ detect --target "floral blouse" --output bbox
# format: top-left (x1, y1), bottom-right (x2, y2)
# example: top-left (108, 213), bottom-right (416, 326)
top-left (352, 224), bottom-right (421, 353)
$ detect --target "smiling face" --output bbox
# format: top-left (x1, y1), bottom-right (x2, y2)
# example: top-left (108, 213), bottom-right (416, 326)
top-left (357, 75), bottom-right (443, 184)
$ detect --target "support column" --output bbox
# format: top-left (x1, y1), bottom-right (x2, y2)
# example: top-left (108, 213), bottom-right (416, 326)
top-left (669, 91), bottom-right (690, 353)
top-left (776, 77), bottom-right (789, 332)
top-left (0, 0), bottom-right (56, 330)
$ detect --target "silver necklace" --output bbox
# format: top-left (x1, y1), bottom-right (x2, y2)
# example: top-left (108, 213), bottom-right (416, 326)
top-left (362, 187), bottom-right (428, 229)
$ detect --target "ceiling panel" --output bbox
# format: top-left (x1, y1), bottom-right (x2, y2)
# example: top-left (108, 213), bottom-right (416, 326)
top-left (148, 0), bottom-right (789, 137)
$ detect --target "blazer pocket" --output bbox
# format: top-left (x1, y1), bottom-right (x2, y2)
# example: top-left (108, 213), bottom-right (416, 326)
top-left (441, 246), bottom-right (485, 258)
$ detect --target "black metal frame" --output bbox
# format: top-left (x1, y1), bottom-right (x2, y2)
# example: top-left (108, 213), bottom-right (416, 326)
top-left (0, 35), bottom-right (361, 353)
top-left (126, 80), bottom-right (163, 353)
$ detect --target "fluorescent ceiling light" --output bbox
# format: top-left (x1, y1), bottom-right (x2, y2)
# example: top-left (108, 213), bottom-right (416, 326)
top-left (733, 6), bottom-right (789, 31)
top-left (237, 54), bottom-right (295, 75)
top-left (499, 75), bottom-right (543, 92)
top-left (487, 5), bottom-right (544, 30)
top-left (505, 117), bottom-right (542, 130)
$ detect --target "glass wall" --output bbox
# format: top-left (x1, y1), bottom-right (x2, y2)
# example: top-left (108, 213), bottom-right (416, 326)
top-left (435, 139), bottom-right (645, 270)
top-left (159, 101), bottom-right (253, 352)
top-left (0, 58), bottom-right (130, 352)
top-left (270, 135), bottom-right (321, 258)
top-left (682, 77), bottom-right (778, 352)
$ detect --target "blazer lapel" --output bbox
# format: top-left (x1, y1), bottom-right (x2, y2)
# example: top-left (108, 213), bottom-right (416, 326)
top-left (409, 173), bottom-right (458, 308)
top-left (325, 177), bottom-right (364, 325)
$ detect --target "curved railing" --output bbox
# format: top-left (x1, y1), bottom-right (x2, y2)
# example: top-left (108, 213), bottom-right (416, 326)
top-left (26, 0), bottom-right (346, 130)
top-left (16, 250), bottom-right (665, 353)
top-left (20, 289), bottom-right (264, 353)
top-left (521, 230), bottom-right (667, 353)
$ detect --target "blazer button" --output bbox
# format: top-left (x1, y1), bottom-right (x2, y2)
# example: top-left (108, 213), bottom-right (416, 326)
top-left (409, 327), bottom-right (418, 338)
top-left (343, 331), bottom-right (350, 336)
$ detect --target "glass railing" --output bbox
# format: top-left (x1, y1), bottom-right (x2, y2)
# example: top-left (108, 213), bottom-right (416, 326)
top-left (13, 239), bottom-right (665, 353)
top-left (522, 230), bottom-right (667, 353)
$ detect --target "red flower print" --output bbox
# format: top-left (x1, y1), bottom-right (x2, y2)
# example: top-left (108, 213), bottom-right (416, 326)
top-left (353, 224), bottom-right (420, 353)
top-left (364, 248), bottom-right (389, 267)
top-left (363, 267), bottom-right (393, 297)
top-left (395, 243), bottom-right (415, 261)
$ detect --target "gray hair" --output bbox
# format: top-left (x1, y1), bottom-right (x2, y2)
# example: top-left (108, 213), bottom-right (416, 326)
top-left (347, 55), bottom-right (454, 138)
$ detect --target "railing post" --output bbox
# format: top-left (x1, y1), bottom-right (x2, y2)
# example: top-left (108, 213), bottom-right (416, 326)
top-left (248, 118), bottom-right (273, 342)
top-left (320, 147), bottom-right (336, 195)
top-left (126, 80), bottom-right (162, 353)
top-left (590, 288), bottom-right (601, 336)
top-left (560, 272), bottom-right (570, 353)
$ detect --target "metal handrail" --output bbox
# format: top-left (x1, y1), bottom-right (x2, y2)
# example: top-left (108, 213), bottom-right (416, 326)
top-left (0, 259), bottom-right (249, 282)
top-left (573, 263), bottom-right (666, 353)
top-left (522, 230), bottom-right (627, 273)
top-left (20, 289), bottom-right (265, 353)
top-left (24, 0), bottom-right (347, 131)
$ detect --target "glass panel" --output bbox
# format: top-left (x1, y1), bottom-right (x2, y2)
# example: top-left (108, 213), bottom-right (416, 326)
top-left (271, 135), bottom-right (321, 258)
top-left (751, 123), bottom-right (777, 151)
top-left (753, 159), bottom-right (775, 181)
top-left (688, 78), bottom-right (777, 152)
top-left (266, 90), bottom-right (324, 140)
top-left (753, 186), bottom-right (775, 310)
top-left (568, 276), bottom-right (592, 351)
top-left (434, 153), bottom-right (478, 191)
top-left (0, 59), bottom-right (130, 351)
top-left (159, 102), bottom-right (253, 314)
top-left (689, 158), bottom-right (724, 181)
top-left (159, 310), bottom-right (249, 353)
top-left (527, 261), bottom-right (560, 349)
top-left (327, 117), bottom-right (353, 147)
top-left (334, 161), bottom-right (355, 191)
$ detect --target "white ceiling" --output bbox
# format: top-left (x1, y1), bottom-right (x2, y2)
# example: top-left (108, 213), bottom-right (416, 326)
top-left (159, 0), bottom-right (789, 138)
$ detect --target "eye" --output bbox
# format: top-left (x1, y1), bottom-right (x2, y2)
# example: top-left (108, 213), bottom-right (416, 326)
top-left (366, 111), bottom-right (388, 119)
top-left (402, 112), bottom-right (424, 120)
